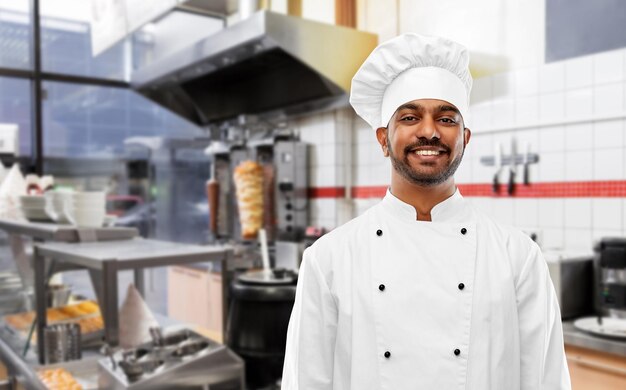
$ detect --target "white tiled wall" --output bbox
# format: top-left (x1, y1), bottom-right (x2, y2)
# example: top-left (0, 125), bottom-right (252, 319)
top-left (298, 47), bottom-right (626, 255)
top-left (464, 47), bottom-right (626, 253)
top-left (295, 109), bottom-right (356, 229)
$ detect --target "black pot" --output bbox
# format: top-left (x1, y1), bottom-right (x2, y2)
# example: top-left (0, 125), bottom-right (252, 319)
top-left (226, 273), bottom-right (296, 389)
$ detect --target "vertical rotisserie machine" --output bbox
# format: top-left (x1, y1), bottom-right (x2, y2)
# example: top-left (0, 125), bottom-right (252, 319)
top-left (209, 137), bottom-right (309, 252)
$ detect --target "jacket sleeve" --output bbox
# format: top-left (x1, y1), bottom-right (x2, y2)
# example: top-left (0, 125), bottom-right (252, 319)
top-left (281, 246), bottom-right (338, 390)
top-left (516, 242), bottom-right (571, 390)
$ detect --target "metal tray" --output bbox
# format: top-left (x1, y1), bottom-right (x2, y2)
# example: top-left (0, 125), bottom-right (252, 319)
top-left (574, 316), bottom-right (626, 340)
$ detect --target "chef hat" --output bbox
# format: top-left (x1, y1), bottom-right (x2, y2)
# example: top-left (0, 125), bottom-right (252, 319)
top-left (350, 33), bottom-right (472, 129)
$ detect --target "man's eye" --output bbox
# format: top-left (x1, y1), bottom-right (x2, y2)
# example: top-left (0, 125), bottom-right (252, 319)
top-left (440, 118), bottom-right (456, 124)
top-left (401, 116), bottom-right (418, 121)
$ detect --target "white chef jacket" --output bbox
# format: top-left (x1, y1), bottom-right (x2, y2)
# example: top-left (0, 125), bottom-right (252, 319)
top-left (282, 189), bottom-right (571, 389)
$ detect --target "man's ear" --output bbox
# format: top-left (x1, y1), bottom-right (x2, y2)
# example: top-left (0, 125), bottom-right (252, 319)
top-left (376, 127), bottom-right (389, 157)
top-left (463, 128), bottom-right (471, 147)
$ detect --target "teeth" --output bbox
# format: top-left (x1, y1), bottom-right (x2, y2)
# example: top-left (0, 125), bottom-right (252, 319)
top-left (414, 150), bottom-right (441, 156)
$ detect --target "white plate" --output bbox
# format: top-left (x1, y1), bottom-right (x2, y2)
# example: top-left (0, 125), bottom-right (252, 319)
top-left (573, 316), bottom-right (626, 339)
top-left (21, 208), bottom-right (54, 222)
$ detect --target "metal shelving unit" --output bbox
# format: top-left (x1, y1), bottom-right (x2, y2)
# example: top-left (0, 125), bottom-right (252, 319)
top-left (33, 239), bottom-right (233, 364)
top-left (0, 218), bottom-right (137, 242)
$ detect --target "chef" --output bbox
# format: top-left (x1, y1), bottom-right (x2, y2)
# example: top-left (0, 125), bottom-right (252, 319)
top-left (282, 33), bottom-right (571, 389)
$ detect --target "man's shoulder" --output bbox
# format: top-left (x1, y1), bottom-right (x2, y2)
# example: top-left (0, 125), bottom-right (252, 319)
top-left (471, 205), bottom-right (541, 273)
top-left (305, 210), bottom-right (370, 285)
top-left (472, 205), bottom-right (533, 242)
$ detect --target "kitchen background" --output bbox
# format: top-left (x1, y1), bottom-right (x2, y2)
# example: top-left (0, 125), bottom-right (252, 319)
top-left (2, 0), bottom-right (625, 253)
top-left (0, 0), bottom-right (625, 388)
top-left (294, 0), bottom-right (626, 257)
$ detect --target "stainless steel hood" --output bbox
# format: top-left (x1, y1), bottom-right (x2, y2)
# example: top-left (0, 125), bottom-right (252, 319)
top-left (131, 10), bottom-right (377, 126)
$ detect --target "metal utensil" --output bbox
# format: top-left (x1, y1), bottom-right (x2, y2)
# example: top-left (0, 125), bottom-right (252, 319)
top-left (523, 142), bottom-right (531, 185)
top-left (493, 143), bottom-right (503, 194)
top-left (103, 344), bottom-right (117, 370)
top-left (258, 228), bottom-right (271, 273)
top-left (149, 327), bottom-right (164, 347)
top-left (44, 323), bottom-right (81, 364)
top-left (508, 138), bottom-right (517, 195)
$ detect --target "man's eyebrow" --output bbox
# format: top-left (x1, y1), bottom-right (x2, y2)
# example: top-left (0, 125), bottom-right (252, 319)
top-left (396, 103), bottom-right (422, 112)
top-left (437, 104), bottom-right (461, 115)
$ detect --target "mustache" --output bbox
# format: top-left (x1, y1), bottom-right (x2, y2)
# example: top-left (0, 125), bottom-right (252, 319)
top-left (402, 139), bottom-right (451, 155)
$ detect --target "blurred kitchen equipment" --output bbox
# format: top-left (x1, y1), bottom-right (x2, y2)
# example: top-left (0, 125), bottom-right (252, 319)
top-left (65, 191), bottom-right (107, 228)
top-left (44, 190), bottom-right (72, 223)
top-left (274, 240), bottom-right (306, 271)
top-left (571, 238), bottom-right (626, 339)
top-left (46, 284), bottom-right (71, 308)
top-left (523, 142), bottom-right (531, 185)
top-left (44, 323), bottom-right (81, 364)
top-left (206, 164), bottom-right (219, 235)
top-left (573, 316), bottom-right (626, 340)
top-left (238, 0), bottom-right (268, 19)
top-left (131, 11), bottom-right (377, 126)
top-left (508, 138), bottom-right (517, 195)
top-left (492, 142), bottom-right (502, 194)
top-left (233, 160), bottom-right (265, 239)
top-left (207, 137), bottom-right (308, 245)
top-left (593, 238), bottom-right (626, 319)
top-left (226, 271), bottom-right (296, 388)
top-left (259, 228), bottom-right (270, 271)
top-left (479, 146), bottom-right (539, 187)
top-left (98, 328), bottom-right (244, 389)
top-left (19, 195), bottom-right (52, 222)
top-left (544, 251), bottom-right (594, 319)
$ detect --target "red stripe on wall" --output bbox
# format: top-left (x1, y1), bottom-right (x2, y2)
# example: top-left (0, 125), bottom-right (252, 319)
top-left (458, 181), bottom-right (626, 197)
top-left (308, 187), bottom-right (346, 198)
top-left (350, 186), bottom-right (387, 198)
top-left (308, 181), bottom-right (626, 199)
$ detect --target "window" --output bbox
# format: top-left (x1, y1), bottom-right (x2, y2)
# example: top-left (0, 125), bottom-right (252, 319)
top-left (40, 0), bottom-right (128, 80)
top-left (0, 76), bottom-right (31, 157)
top-left (0, 0), bottom-right (31, 70)
top-left (43, 81), bottom-right (202, 158)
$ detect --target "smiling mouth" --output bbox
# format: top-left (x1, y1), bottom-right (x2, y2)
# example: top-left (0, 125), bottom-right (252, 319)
top-left (412, 150), bottom-right (444, 156)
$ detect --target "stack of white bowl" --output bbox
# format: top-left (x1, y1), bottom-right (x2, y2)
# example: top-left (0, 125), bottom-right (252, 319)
top-left (19, 195), bottom-right (50, 222)
top-left (44, 190), bottom-right (73, 224)
top-left (64, 191), bottom-right (106, 228)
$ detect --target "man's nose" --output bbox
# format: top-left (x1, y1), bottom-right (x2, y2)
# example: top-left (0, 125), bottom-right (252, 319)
top-left (415, 116), bottom-right (440, 139)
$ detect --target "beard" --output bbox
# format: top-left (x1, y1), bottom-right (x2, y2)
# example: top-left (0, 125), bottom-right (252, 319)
top-left (388, 138), bottom-right (465, 187)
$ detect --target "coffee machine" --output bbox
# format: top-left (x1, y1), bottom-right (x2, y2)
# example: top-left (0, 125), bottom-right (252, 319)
top-left (593, 238), bottom-right (626, 319)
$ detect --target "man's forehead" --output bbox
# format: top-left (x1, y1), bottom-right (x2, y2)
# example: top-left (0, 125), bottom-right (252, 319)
top-left (396, 99), bottom-right (461, 114)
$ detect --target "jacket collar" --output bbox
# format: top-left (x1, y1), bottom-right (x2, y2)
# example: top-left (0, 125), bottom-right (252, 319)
top-left (381, 187), bottom-right (470, 223)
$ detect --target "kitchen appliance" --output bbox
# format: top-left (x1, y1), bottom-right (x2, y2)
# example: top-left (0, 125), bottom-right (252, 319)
top-left (131, 10), bottom-right (377, 126)
top-left (44, 323), bottom-right (81, 364)
top-left (226, 271), bottom-right (297, 388)
top-left (98, 328), bottom-right (244, 389)
top-left (593, 238), bottom-right (626, 319)
top-left (208, 137), bottom-right (308, 244)
top-left (46, 284), bottom-right (72, 308)
top-left (544, 251), bottom-right (594, 319)
top-left (275, 240), bottom-right (306, 271)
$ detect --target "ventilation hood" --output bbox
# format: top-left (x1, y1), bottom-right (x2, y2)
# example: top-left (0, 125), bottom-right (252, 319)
top-left (131, 10), bottom-right (377, 126)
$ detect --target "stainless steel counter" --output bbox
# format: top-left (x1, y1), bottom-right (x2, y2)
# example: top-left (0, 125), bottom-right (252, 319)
top-left (33, 239), bottom-right (233, 363)
top-left (0, 314), bottom-right (195, 390)
top-left (563, 321), bottom-right (626, 358)
top-left (0, 218), bottom-right (137, 242)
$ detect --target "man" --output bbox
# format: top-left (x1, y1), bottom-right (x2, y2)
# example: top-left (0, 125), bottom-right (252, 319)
top-left (282, 34), bottom-right (571, 389)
